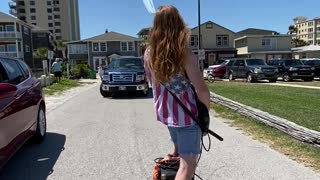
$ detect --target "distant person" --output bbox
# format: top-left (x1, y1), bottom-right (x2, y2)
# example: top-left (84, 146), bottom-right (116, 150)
top-left (144, 6), bottom-right (210, 180)
top-left (52, 58), bottom-right (62, 82)
top-left (97, 64), bottom-right (104, 80)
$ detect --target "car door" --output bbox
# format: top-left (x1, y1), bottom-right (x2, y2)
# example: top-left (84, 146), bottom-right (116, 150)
top-left (0, 58), bottom-right (30, 163)
top-left (238, 59), bottom-right (246, 78)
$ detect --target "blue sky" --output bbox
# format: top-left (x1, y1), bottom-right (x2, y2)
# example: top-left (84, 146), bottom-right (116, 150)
top-left (1, 0), bottom-right (320, 39)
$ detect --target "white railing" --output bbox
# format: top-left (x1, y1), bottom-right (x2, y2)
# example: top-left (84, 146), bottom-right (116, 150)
top-left (0, 32), bottom-right (22, 39)
top-left (0, 52), bottom-right (23, 58)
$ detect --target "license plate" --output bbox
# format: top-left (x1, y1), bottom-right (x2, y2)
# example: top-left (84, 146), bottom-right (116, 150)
top-left (119, 86), bottom-right (126, 90)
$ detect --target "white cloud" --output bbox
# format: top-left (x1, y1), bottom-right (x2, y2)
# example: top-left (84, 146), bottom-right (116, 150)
top-left (143, 0), bottom-right (156, 14)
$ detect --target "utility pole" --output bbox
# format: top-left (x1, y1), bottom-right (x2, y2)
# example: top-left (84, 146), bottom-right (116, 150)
top-left (197, 0), bottom-right (204, 75)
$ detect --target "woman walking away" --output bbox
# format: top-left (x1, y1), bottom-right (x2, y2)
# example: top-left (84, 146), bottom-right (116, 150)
top-left (144, 5), bottom-right (210, 180)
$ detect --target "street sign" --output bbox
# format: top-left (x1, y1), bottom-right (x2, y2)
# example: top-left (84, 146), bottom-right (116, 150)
top-left (198, 49), bottom-right (205, 60)
top-left (47, 50), bottom-right (54, 60)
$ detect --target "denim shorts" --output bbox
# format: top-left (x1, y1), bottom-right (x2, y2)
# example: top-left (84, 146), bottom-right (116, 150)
top-left (168, 124), bottom-right (201, 156)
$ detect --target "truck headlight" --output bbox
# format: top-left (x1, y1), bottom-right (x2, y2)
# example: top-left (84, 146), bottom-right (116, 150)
top-left (103, 75), bottom-right (109, 81)
top-left (254, 68), bottom-right (262, 73)
top-left (289, 67), bottom-right (298, 71)
top-left (136, 75), bottom-right (145, 81)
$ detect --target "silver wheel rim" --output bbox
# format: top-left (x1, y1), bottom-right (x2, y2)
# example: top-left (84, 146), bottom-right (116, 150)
top-left (143, 84), bottom-right (148, 94)
top-left (39, 109), bottom-right (46, 136)
top-left (229, 74), bottom-right (233, 81)
top-left (284, 74), bottom-right (289, 81)
top-left (208, 75), bottom-right (214, 82)
top-left (247, 74), bottom-right (252, 82)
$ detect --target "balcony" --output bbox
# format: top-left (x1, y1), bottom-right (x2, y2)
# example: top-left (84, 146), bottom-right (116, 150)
top-left (0, 52), bottom-right (23, 58)
top-left (0, 32), bottom-right (22, 39)
top-left (8, 2), bottom-right (16, 9)
top-left (9, 9), bottom-right (17, 16)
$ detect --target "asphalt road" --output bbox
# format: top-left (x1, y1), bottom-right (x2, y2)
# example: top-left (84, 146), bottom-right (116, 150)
top-left (0, 84), bottom-right (319, 180)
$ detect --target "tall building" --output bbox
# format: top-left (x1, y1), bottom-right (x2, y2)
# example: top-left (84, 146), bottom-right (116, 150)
top-left (9, 0), bottom-right (80, 41)
top-left (294, 16), bottom-right (320, 46)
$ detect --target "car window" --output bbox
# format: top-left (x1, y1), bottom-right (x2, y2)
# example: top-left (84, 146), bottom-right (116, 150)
top-left (234, 60), bottom-right (245, 66)
top-left (17, 60), bottom-right (31, 78)
top-left (0, 63), bottom-right (9, 83)
top-left (246, 59), bottom-right (266, 66)
top-left (314, 61), bottom-right (320, 65)
top-left (1, 59), bottom-right (27, 85)
top-left (226, 60), bottom-right (234, 67)
top-left (284, 60), bottom-right (303, 66)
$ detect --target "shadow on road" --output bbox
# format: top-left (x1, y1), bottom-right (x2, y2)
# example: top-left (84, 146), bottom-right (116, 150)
top-left (107, 88), bottom-right (154, 100)
top-left (0, 133), bottom-right (66, 180)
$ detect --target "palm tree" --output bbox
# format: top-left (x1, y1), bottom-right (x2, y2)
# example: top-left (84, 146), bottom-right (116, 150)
top-left (34, 47), bottom-right (48, 60)
top-left (292, 38), bottom-right (309, 47)
top-left (52, 40), bottom-right (66, 58)
top-left (288, 25), bottom-right (297, 35)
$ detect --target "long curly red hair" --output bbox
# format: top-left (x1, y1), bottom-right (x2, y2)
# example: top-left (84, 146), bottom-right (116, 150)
top-left (149, 6), bottom-right (190, 83)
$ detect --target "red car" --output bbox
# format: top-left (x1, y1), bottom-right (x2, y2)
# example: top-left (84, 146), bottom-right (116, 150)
top-left (0, 57), bottom-right (47, 169)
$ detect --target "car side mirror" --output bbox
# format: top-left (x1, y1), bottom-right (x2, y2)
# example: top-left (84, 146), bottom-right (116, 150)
top-left (0, 83), bottom-right (17, 99)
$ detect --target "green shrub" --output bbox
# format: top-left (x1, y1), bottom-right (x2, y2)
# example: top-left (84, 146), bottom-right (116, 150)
top-left (70, 64), bottom-right (90, 79)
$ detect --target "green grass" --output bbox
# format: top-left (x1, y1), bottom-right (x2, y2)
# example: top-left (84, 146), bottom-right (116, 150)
top-left (278, 81), bottom-right (320, 87)
top-left (208, 81), bottom-right (320, 132)
top-left (213, 104), bottom-right (320, 172)
top-left (43, 78), bottom-right (80, 96)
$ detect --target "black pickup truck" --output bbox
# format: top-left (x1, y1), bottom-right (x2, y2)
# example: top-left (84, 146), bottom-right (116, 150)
top-left (100, 57), bottom-right (149, 97)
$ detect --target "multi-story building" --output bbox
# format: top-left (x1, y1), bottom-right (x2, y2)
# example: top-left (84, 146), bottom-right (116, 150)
top-left (294, 16), bottom-right (320, 46)
top-left (67, 31), bottom-right (141, 71)
top-left (235, 35), bottom-right (293, 61)
top-left (0, 12), bottom-right (33, 66)
top-left (9, 0), bottom-right (80, 41)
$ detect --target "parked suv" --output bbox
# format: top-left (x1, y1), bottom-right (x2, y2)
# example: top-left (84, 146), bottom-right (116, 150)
top-left (268, 59), bottom-right (314, 82)
top-left (0, 56), bottom-right (46, 169)
top-left (100, 57), bottom-right (149, 97)
top-left (226, 58), bottom-right (278, 83)
top-left (302, 59), bottom-right (320, 78)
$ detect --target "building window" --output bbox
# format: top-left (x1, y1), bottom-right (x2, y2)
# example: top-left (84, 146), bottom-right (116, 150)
top-left (30, 1), bottom-right (35, 5)
top-left (190, 35), bottom-right (198, 47)
top-left (47, 8), bottom-right (52, 13)
top-left (100, 43), bottom-right (107, 51)
top-left (0, 45), bottom-right (5, 52)
top-left (48, 16), bottom-right (52, 20)
top-left (317, 40), bottom-right (320, 45)
top-left (31, 15), bottom-right (36, 20)
top-left (23, 26), bottom-right (29, 35)
top-left (55, 22), bottom-right (61, 26)
top-left (308, 28), bottom-right (313, 33)
top-left (317, 27), bottom-right (320, 31)
top-left (308, 22), bottom-right (314, 26)
top-left (7, 44), bottom-right (16, 52)
top-left (54, 7), bottom-right (60, 12)
top-left (54, 0), bottom-right (60, 5)
top-left (216, 35), bottom-right (229, 47)
top-left (0, 26), bottom-right (3, 32)
top-left (47, 1), bottom-right (52, 6)
top-left (25, 45), bottom-right (30, 52)
top-left (6, 25), bottom-right (15, 32)
top-left (92, 43), bottom-right (99, 52)
top-left (54, 15), bottom-right (61, 19)
top-left (120, 42), bottom-right (135, 51)
top-left (30, 8), bottom-right (36, 13)
top-left (18, 42), bottom-right (21, 52)
top-left (49, 30), bottom-right (53, 33)
top-left (308, 34), bottom-right (313, 39)
top-left (55, 29), bottom-right (61, 33)
top-left (308, 40), bottom-right (314, 45)
top-left (206, 23), bottom-right (213, 29)
top-left (48, 23), bottom-right (53, 27)
top-left (262, 39), bottom-right (271, 46)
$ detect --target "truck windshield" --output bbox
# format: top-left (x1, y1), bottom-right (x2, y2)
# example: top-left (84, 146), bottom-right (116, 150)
top-left (246, 59), bottom-right (266, 66)
top-left (108, 58), bottom-right (143, 70)
top-left (284, 60), bottom-right (303, 66)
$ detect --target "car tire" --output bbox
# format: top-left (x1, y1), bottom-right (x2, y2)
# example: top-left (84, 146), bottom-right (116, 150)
top-left (269, 78), bottom-right (277, 83)
top-left (228, 72), bottom-right (234, 81)
top-left (283, 73), bottom-right (291, 82)
top-left (33, 104), bottom-right (46, 143)
top-left (246, 73), bottom-right (254, 83)
top-left (141, 83), bottom-right (149, 97)
top-left (208, 74), bottom-right (215, 83)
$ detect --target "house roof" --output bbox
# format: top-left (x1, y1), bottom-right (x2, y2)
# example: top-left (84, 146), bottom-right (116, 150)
top-left (236, 28), bottom-right (278, 36)
top-left (191, 21), bottom-right (235, 34)
top-left (292, 45), bottom-right (320, 52)
top-left (0, 12), bottom-right (31, 28)
top-left (137, 28), bottom-right (150, 35)
top-left (84, 31), bottom-right (140, 42)
top-left (235, 35), bottom-right (292, 41)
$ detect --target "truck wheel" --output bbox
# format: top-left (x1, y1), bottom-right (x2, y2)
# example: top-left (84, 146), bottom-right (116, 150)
top-left (247, 73), bottom-right (254, 83)
top-left (207, 74), bottom-right (215, 83)
top-left (228, 72), bottom-right (234, 81)
top-left (141, 84), bottom-right (149, 96)
top-left (283, 73), bottom-right (291, 82)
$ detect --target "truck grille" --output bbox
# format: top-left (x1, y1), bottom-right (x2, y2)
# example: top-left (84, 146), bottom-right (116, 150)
top-left (111, 74), bottom-right (134, 82)
top-left (262, 68), bottom-right (274, 72)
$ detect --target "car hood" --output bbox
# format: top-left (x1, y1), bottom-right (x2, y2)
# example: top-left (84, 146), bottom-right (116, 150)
top-left (247, 65), bottom-right (276, 69)
top-left (105, 68), bottom-right (144, 74)
top-left (288, 65), bottom-right (312, 68)
top-left (208, 65), bottom-right (222, 69)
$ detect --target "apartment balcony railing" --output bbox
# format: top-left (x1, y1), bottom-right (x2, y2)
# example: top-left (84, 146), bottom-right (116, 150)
top-left (9, 9), bottom-right (17, 16)
top-left (0, 32), bottom-right (22, 39)
top-left (0, 52), bottom-right (23, 58)
top-left (8, 2), bottom-right (16, 9)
